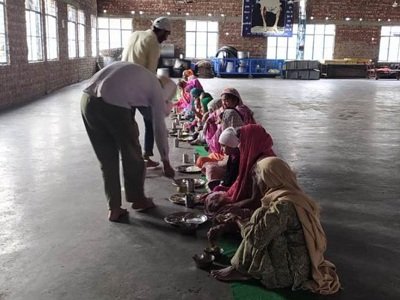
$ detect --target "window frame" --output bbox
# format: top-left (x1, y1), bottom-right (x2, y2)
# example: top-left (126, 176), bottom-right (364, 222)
top-left (185, 20), bottom-right (219, 59)
top-left (25, 0), bottom-right (44, 62)
top-left (67, 4), bottom-right (77, 59)
top-left (91, 15), bottom-right (97, 57)
top-left (267, 24), bottom-right (336, 61)
top-left (378, 26), bottom-right (400, 62)
top-left (77, 9), bottom-right (85, 58)
top-left (44, 0), bottom-right (58, 60)
top-left (0, 0), bottom-right (8, 64)
top-left (97, 17), bottom-right (132, 52)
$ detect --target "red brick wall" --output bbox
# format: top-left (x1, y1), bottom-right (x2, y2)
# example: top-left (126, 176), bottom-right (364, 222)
top-left (98, 0), bottom-right (400, 60)
top-left (130, 18), bottom-right (267, 58)
top-left (99, 0), bottom-right (268, 58)
top-left (0, 0), bottom-right (97, 110)
top-left (2, 0), bottom-right (400, 109)
top-left (309, 0), bottom-right (400, 59)
top-left (308, 0), bottom-right (400, 21)
top-left (334, 26), bottom-right (381, 60)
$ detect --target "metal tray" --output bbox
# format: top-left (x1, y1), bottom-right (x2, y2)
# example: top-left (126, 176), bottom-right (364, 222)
top-left (168, 193), bottom-right (202, 205)
top-left (164, 211), bottom-right (208, 226)
top-left (172, 178), bottom-right (206, 188)
top-left (176, 165), bottom-right (202, 174)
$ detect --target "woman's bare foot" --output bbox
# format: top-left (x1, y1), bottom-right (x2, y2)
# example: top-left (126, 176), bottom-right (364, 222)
top-left (108, 208), bottom-right (129, 222)
top-left (131, 197), bottom-right (156, 212)
top-left (211, 266), bottom-right (252, 282)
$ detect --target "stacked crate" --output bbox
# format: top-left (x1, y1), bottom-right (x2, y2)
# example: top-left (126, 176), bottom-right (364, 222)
top-left (284, 60), bottom-right (321, 80)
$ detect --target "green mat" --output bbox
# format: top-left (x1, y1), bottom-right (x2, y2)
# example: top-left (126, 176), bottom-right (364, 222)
top-left (194, 145), bottom-right (209, 157)
top-left (218, 237), bottom-right (312, 300)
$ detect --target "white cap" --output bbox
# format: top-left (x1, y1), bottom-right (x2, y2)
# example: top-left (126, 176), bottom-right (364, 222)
top-left (219, 127), bottom-right (240, 148)
top-left (158, 75), bottom-right (177, 116)
top-left (152, 17), bottom-right (171, 32)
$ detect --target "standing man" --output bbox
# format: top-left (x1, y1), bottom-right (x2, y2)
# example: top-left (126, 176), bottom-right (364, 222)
top-left (81, 62), bottom-right (175, 222)
top-left (121, 17), bottom-right (172, 168)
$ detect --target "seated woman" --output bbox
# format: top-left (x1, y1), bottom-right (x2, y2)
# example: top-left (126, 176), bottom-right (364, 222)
top-left (183, 69), bottom-right (203, 91)
top-left (219, 87), bottom-right (256, 125)
top-left (173, 79), bottom-right (191, 113)
top-left (188, 92), bottom-right (214, 139)
top-left (185, 74), bottom-right (203, 92)
top-left (211, 157), bottom-right (341, 295)
top-left (198, 107), bottom-right (245, 175)
top-left (183, 88), bottom-right (203, 120)
top-left (204, 127), bottom-right (240, 191)
top-left (182, 69), bottom-right (194, 81)
top-left (191, 98), bottom-right (221, 146)
top-left (197, 87), bottom-right (256, 168)
top-left (199, 92), bottom-right (213, 114)
top-left (201, 124), bottom-right (276, 214)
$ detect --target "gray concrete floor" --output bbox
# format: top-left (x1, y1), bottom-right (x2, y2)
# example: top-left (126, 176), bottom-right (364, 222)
top-left (0, 77), bottom-right (399, 300)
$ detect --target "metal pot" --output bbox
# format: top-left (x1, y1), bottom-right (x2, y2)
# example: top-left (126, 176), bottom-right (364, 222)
top-left (237, 51), bottom-right (250, 59)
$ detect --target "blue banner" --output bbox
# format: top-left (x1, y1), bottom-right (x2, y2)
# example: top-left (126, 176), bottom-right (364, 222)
top-left (242, 0), bottom-right (294, 37)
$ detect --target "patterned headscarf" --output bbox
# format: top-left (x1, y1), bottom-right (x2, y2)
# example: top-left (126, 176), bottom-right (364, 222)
top-left (207, 99), bottom-right (222, 112)
top-left (221, 109), bottom-right (244, 130)
top-left (221, 87), bottom-right (243, 104)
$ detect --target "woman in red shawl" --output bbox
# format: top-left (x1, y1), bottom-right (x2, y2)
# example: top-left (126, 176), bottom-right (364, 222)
top-left (202, 124), bottom-right (276, 214)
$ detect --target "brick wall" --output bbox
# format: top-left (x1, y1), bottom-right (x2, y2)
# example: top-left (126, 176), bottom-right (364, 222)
top-left (309, 0), bottom-right (400, 59)
top-left (99, 0), bottom-right (268, 57)
top-left (0, 0), bottom-right (97, 110)
top-left (2, 0), bottom-right (400, 109)
top-left (98, 0), bottom-right (400, 60)
top-left (334, 26), bottom-right (381, 60)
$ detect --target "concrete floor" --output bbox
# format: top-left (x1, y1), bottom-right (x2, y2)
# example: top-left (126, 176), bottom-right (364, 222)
top-left (0, 77), bottom-right (399, 300)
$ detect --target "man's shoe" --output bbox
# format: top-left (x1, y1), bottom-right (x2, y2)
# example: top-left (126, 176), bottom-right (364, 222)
top-left (145, 158), bottom-right (160, 168)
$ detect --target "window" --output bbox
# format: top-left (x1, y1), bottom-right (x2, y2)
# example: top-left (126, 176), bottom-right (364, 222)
top-left (67, 5), bottom-right (77, 58)
top-left (267, 25), bottom-right (298, 60)
top-left (78, 10), bottom-right (85, 57)
top-left (91, 15), bottom-right (97, 57)
top-left (304, 24), bottom-right (335, 60)
top-left (379, 26), bottom-right (400, 62)
top-left (25, 0), bottom-right (43, 61)
top-left (44, 0), bottom-right (58, 60)
top-left (185, 20), bottom-right (218, 59)
top-left (0, 0), bottom-right (8, 64)
top-left (97, 17), bottom-right (132, 51)
top-left (267, 24), bottom-right (335, 60)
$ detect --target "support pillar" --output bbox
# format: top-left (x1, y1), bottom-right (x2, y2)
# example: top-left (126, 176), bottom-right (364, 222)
top-left (296, 0), bottom-right (307, 60)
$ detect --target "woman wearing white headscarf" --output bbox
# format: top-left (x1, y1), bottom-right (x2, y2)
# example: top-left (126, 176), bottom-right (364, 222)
top-left (204, 127), bottom-right (241, 190)
top-left (211, 157), bottom-right (341, 295)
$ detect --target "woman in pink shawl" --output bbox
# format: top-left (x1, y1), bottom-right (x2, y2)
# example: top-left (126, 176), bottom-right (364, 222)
top-left (185, 75), bottom-right (203, 92)
top-left (197, 87), bottom-right (256, 168)
top-left (211, 157), bottom-right (341, 295)
top-left (202, 124), bottom-right (276, 214)
top-left (202, 101), bottom-right (223, 153)
top-left (222, 87), bottom-right (256, 125)
top-left (173, 79), bottom-right (191, 113)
